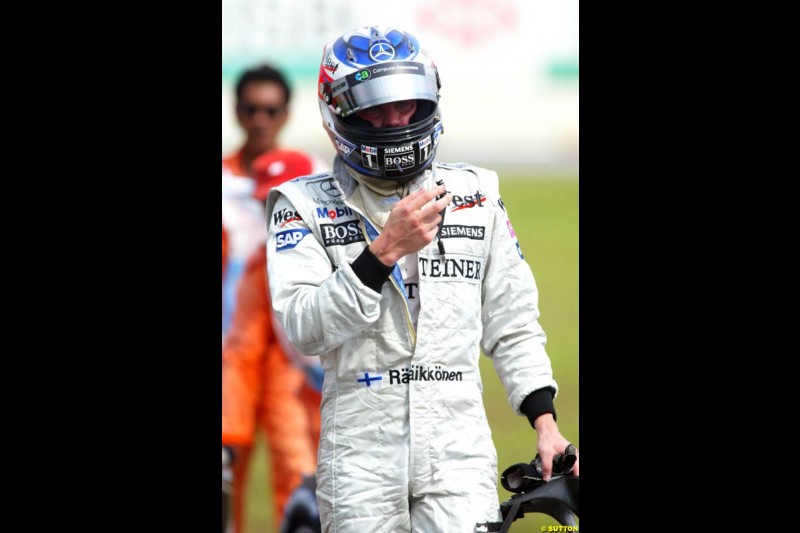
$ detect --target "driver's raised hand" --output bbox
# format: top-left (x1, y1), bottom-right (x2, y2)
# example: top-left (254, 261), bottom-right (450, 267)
top-left (369, 184), bottom-right (450, 266)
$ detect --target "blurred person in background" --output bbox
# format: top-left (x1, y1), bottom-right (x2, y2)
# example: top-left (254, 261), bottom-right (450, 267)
top-left (222, 221), bottom-right (232, 533)
top-left (223, 64), bottom-right (292, 336)
top-left (265, 26), bottom-right (578, 532)
top-left (222, 64), bottom-right (325, 532)
top-left (222, 224), bottom-right (228, 275)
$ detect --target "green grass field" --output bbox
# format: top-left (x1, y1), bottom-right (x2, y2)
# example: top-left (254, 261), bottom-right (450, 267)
top-left (243, 173), bottom-right (578, 532)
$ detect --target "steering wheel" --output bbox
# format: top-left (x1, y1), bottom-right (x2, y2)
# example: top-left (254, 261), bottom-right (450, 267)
top-left (477, 445), bottom-right (579, 532)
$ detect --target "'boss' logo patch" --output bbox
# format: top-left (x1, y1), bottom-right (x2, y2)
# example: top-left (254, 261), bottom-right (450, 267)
top-left (321, 221), bottom-right (365, 247)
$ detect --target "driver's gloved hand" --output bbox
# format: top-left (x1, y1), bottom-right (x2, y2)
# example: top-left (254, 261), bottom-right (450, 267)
top-left (501, 444), bottom-right (577, 494)
top-left (533, 443), bottom-right (577, 478)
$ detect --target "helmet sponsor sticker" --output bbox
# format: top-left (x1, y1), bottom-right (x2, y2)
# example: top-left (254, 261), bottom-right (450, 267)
top-left (369, 41), bottom-right (396, 62)
top-left (433, 122), bottom-right (443, 146)
top-left (384, 144), bottom-right (416, 173)
top-left (330, 78), bottom-right (349, 96)
top-left (334, 135), bottom-right (355, 156)
top-left (361, 145), bottom-right (379, 170)
top-left (419, 135), bottom-right (432, 161)
top-left (332, 27), bottom-right (421, 68)
top-left (347, 61), bottom-right (426, 86)
top-left (323, 55), bottom-right (339, 74)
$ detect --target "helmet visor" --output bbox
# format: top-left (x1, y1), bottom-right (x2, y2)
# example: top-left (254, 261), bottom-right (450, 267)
top-left (329, 61), bottom-right (439, 117)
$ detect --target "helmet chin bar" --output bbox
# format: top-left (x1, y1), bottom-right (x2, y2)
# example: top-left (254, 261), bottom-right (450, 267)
top-left (341, 147), bottom-right (436, 182)
top-left (328, 102), bottom-right (441, 181)
top-left (334, 125), bottom-right (441, 181)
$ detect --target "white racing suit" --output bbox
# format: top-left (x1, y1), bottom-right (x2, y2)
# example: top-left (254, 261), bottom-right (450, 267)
top-left (266, 161), bottom-right (558, 533)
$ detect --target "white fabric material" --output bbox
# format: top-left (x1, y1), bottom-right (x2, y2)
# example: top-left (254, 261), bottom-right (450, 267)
top-left (266, 161), bottom-right (557, 532)
top-left (397, 252), bottom-right (420, 329)
top-left (336, 157), bottom-right (428, 330)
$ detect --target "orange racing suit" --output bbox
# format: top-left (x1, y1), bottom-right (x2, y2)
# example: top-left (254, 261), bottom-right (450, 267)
top-left (222, 148), bottom-right (322, 530)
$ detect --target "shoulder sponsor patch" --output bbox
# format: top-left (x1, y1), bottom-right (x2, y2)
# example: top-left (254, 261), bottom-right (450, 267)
top-left (275, 228), bottom-right (311, 251)
top-left (273, 208), bottom-right (303, 228)
top-left (506, 220), bottom-right (516, 238)
top-left (505, 220), bottom-right (524, 258)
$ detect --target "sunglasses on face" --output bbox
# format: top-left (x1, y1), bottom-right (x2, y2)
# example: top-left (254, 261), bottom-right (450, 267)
top-left (239, 104), bottom-right (286, 118)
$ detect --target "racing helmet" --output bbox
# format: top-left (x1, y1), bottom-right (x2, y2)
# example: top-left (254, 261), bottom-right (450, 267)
top-left (318, 26), bottom-right (443, 181)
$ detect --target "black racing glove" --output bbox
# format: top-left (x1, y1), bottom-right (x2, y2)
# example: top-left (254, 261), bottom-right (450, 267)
top-left (500, 444), bottom-right (577, 494)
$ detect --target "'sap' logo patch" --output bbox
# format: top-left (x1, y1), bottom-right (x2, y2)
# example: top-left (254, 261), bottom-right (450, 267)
top-left (276, 229), bottom-right (311, 251)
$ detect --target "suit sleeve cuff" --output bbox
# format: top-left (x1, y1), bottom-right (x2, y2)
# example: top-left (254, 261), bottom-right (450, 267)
top-left (351, 246), bottom-right (393, 293)
top-left (519, 387), bottom-right (557, 427)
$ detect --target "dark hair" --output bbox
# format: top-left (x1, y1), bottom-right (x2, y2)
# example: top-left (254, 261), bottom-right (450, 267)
top-left (235, 64), bottom-right (291, 105)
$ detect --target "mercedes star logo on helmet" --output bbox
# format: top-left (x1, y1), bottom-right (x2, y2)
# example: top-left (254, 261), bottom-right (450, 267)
top-left (369, 42), bottom-right (396, 62)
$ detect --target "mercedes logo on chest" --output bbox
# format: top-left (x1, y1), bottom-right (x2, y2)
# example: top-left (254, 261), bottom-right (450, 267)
top-left (320, 180), bottom-right (342, 197)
